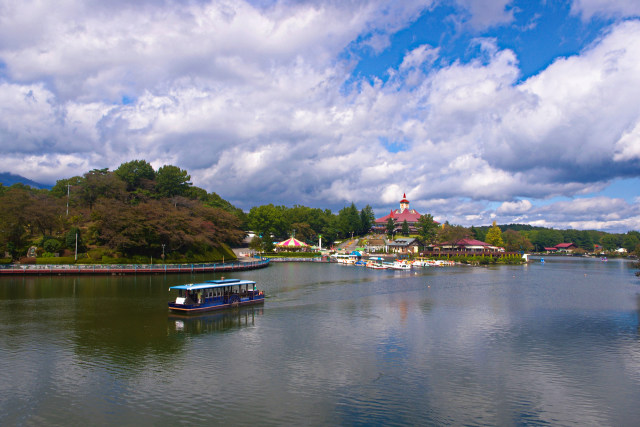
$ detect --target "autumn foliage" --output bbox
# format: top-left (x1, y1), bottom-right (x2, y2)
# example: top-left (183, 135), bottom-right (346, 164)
top-left (0, 160), bottom-right (244, 261)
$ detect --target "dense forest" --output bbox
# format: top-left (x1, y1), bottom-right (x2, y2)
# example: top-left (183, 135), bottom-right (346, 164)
top-left (1, 160), bottom-right (639, 263)
top-left (0, 161), bottom-right (245, 263)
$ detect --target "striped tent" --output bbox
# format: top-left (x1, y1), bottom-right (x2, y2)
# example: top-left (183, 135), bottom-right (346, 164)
top-left (275, 237), bottom-right (309, 248)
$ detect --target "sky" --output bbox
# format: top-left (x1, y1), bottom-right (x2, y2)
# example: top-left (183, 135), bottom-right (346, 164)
top-left (1, 0), bottom-right (640, 233)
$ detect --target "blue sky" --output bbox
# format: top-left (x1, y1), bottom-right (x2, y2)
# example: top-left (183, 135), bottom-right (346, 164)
top-left (1, 0), bottom-right (640, 232)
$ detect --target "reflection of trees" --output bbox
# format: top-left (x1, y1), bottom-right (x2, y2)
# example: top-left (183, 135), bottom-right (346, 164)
top-left (70, 276), bottom-right (186, 367)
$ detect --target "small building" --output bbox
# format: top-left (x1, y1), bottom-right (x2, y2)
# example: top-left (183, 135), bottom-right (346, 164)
top-left (386, 238), bottom-right (419, 254)
top-left (366, 238), bottom-right (386, 253)
top-left (435, 238), bottom-right (492, 253)
top-left (554, 243), bottom-right (576, 253)
top-left (544, 247), bottom-right (558, 253)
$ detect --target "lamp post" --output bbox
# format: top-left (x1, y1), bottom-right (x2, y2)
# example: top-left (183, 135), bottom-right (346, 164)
top-left (161, 243), bottom-right (165, 263)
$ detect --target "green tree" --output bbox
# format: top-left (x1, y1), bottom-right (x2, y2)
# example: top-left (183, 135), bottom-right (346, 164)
top-left (417, 213), bottom-right (438, 245)
top-left (386, 217), bottom-right (396, 237)
top-left (262, 236), bottom-right (275, 253)
top-left (622, 232), bottom-right (640, 252)
top-left (360, 205), bottom-right (375, 234)
top-left (337, 203), bottom-right (362, 238)
top-left (401, 219), bottom-right (409, 236)
top-left (114, 160), bottom-right (155, 191)
top-left (600, 234), bottom-right (621, 251)
top-left (155, 165), bottom-right (192, 198)
top-left (0, 186), bottom-right (32, 258)
top-left (291, 222), bottom-right (315, 243)
top-left (247, 204), bottom-right (288, 239)
top-left (485, 223), bottom-right (505, 247)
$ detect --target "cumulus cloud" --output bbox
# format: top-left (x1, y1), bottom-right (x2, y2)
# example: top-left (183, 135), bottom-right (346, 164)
top-left (1, 1), bottom-right (640, 232)
top-left (497, 200), bottom-right (532, 215)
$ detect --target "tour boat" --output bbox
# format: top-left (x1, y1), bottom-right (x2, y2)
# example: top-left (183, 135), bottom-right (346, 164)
top-left (168, 279), bottom-right (264, 314)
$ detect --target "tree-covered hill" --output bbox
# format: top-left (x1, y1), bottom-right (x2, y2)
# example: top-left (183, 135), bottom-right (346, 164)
top-left (0, 160), bottom-right (245, 262)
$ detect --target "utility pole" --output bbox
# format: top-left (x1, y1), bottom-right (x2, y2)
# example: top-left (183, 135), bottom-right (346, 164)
top-left (66, 183), bottom-right (71, 216)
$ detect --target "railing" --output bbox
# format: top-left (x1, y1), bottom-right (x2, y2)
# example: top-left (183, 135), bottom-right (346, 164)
top-left (266, 257), bottom-right (328, 262)
top-left (0, 259), bottom-right (270, 275)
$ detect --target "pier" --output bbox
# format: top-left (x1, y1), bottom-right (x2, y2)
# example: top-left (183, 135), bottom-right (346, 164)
top-left (0, 258), bottom-right (270, 276)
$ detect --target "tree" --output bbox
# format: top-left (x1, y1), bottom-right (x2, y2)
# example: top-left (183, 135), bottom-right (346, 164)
top-left (290, 222), bottom-right (315, 243)
top-left (485, 222), bottom-right (504, 247)
top-left (114, 160), bottom-right (155, 191)
top-left (417, 213), bottom-right (438, 245)
top-left (622, 232), bottom-right (640, 252)
top-left (337, 203), bottom-right (362, 238)
top-left (360, 205), bottom-right (375, 234)
top-left (437, 224), bottom-right (470, 245)
top-left (502, 229), bottom-right (533, 252)
top-left (401, 219), bottom-right (409, 236)
top-left (155, 165), bottom-right (192, 198)
top-left (249, 236), bottom-right (262, 252)
top-left (386, 217), bottom-right (396, 237)
top-left (247, 204), bottom-right (288, 239)
top-left (77, 169), bottom-right (127, 210)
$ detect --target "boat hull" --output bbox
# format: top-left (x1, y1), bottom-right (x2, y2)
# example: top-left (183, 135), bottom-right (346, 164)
top-left (168, 296), bottom-right (265, 314)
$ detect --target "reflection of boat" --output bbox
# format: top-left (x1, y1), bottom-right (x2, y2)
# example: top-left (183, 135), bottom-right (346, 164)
top-left (168, 279), bottom-right (264, 314)
top-left (412, 259), bottom-right (455, 267)
top-left (169, 307), bottom-right (264, 335)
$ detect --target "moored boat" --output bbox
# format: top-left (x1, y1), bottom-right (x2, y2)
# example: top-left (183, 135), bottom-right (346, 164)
top-left (168, 278), bottom-right (264, 314)
top-left (366, 257), bottom-right (388, 269)
top-left (386, 260), bottom-right (412, 270)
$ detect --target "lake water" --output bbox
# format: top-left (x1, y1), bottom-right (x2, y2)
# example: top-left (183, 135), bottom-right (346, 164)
top-left (1, 256), bottom-right (639, 426)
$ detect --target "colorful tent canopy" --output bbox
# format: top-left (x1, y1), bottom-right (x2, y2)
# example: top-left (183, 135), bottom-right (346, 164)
top-left (276, 237), bottom-right (309, 247)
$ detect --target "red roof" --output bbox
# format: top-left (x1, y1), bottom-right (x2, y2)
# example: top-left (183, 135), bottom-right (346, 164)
top-left (400, 193), bottom-right (409, 204)
top-left (447, 238), bottom-right (489, 247)
top-left (555, 243), bottom-right (575, 248)
top-left (544, 247), bottom-right (557, 251)
top-left (375, 208), bottom-right (422, 224)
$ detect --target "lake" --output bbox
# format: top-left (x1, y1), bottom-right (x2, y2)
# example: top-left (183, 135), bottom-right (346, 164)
top-left (1, 256), bottom-right (639, 426)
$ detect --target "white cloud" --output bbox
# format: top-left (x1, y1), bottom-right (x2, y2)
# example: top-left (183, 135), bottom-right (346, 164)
top-left (497, 200), bottom-right (532, 214)
top-left (1, 2), bottom-right (640, 232)
top-left (571, 0), bottom-right (640, 20)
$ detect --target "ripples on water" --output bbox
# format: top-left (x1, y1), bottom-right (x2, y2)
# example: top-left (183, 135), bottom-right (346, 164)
top-left (0, 257), bottom-right (639, 426)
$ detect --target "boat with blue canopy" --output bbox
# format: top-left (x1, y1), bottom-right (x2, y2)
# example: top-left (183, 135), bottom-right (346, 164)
top-left (168, 278), bottom-right (265, 314)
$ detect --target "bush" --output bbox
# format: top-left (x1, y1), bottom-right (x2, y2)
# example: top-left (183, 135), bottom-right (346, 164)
top-left (43, 239), bottom-right (62, 253)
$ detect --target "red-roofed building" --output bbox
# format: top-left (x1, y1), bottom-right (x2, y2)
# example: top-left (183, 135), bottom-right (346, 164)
top-left (436, 238), bottom-right (495, 252)
top-left (554, 243), bottom-right (576, 253)
top-left (373, 193), bottom-right (423, 233)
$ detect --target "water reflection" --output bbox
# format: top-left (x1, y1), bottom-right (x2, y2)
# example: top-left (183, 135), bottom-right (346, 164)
top-left (1, 259), bottom-right (639, 426)
top-left (168, 307), bottom-right (263, 335)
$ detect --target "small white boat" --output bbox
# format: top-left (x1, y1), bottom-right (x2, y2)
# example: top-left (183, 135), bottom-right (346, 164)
top-left (387, 260), bottom-right (412, 270)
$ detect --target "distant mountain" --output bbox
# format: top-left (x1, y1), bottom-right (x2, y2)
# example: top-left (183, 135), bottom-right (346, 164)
top-left (0, 172), bottom-right (52, 190)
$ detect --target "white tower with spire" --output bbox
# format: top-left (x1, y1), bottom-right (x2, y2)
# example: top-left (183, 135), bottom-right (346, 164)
top-left (399, 193), bottom-right (410, 213)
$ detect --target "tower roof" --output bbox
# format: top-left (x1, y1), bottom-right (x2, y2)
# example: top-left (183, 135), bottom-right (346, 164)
top-left (400, 193), bottom-right (409, 204)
